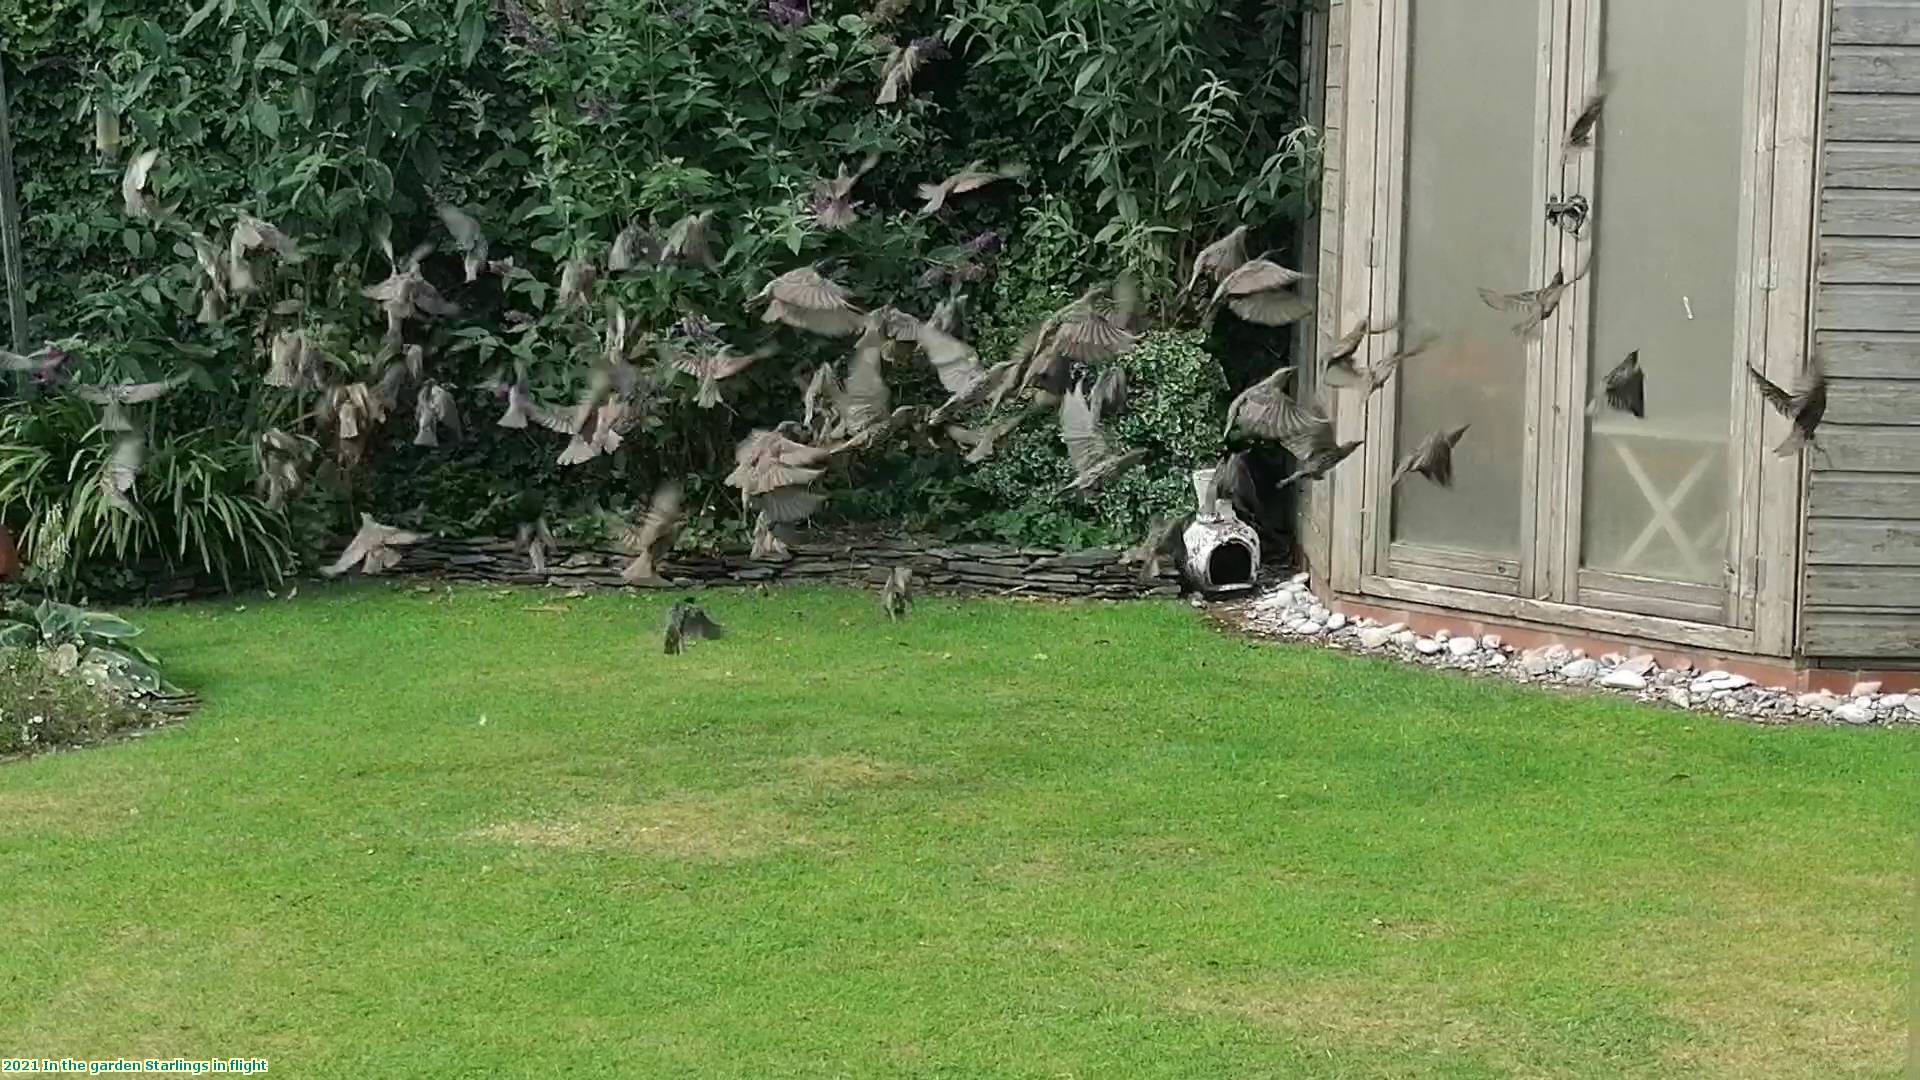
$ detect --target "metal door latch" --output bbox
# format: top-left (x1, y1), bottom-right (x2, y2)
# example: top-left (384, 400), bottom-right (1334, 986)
top-left (1546, 195), bottom-right (1590, 236)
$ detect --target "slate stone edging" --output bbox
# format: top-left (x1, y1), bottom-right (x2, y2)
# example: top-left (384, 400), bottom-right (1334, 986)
top-left (391, 534), bottom-right (1184, 599)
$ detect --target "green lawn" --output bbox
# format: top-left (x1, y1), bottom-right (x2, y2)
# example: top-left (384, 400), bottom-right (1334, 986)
top-left (0, 585), bottom-right (1912, 1078)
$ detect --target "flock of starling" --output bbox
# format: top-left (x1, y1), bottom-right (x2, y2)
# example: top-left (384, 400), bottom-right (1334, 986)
top-left (12, 73), bottom-right (1833, 650)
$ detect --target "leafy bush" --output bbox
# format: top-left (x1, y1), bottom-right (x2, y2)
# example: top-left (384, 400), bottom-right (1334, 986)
top-left (0, 597), bottom-right (178, 700)
top-left (0, 398), bottom-right (293, 592)
top-left (966, 330), bottom-right (1224, 546)
top-left (0, 647), bottom-right (153, 757)
top-left (1, 0), bottom-right (1317, 565)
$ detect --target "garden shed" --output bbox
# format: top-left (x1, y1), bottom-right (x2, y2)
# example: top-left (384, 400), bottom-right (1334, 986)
top-left (1300, 0), bottom-right (1919, 680)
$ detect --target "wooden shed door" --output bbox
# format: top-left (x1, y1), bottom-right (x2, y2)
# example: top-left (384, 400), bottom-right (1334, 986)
top-left (1353, 0), bottom-right (1777, 634)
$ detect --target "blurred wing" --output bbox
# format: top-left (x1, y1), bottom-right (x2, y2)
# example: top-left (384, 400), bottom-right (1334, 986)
top-left (1219, 259), bottom-right (1306, 297)
top-left (1058, 389), bottom-right (1109, 475)
top-left (758, 486), bottom-right (824, 524)
top-left (916, 323), bottom-right (982, 393)
top-left (770, 268), bottom-right (853, 311)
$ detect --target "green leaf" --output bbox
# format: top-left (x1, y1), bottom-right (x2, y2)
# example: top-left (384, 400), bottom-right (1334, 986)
top-left (81, 618), bottom-right (141, 642)
top-left (1072, 56), bottom-right (1105, 94)
top-left (250, 0), bottom-right (272, 28)
top-left (180, 0), bottom-right (221, 38)
top-left (0, 624), bottom-right (38, 649)
top-left (122, 230), bottom-right (141, 258)
top-left (251, 97), bottom-right (280, 139)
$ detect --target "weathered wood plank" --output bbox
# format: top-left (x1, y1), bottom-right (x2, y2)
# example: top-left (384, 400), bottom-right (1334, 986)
top-left (1825, 142), bottom-right (1920, 189)
top-left (1828, 94), bottom-right (1920, 143)
top-left (1815, 330), bottom-right (1920, 377)
top-left (1829, 44), bottom-right (1920, 92)
top-left (1821, 189), bottom-right (1920, 236)
top-left (1801, 611), bottom-right (1920, 657)
top-left (1810, 471), bottom-right (1920, 517)
top-left (1819, 424), bottom-right (1920, 471)
top-left (1828, 378), bottom-right (1920, 424)
top-left (1816, 283), bottom-right (1920, 330)
top-left (1806, 518), bottom-right (1920, 565)
top-left (1835, 3), bottom-right (1920, 47)
top-left (1821, 236), bottom-right (1920, 284)
top-left (1804, 565), bottom-right (1920, 608)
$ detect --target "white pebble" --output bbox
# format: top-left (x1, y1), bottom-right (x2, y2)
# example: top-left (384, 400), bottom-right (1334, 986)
top-left (1665, 689), bottom-right (1692, 709)
top-left (1560, 658), bottom-right (1601, 680)
top-left (1414, 638), bottom-right (1443, 656)
top-left (1836, 703), bottom-right (1874, 725)
top-left (1851, 680), bottom-right (1883, 697)
top-left (1299, 622), bottom-right (1324, 636)
top-left (1796, 692), bottom-right (1836, 710)
top-left (1906, 698), bottom-right (1920, 718)
top-left (1715, 674), bottom-right (1753, 691)
top-left (1382, 623), bottom-right (1407, 635)
top-left (1290, 572), bottom-right (1310, 586)
top-left (1434, 629), bottom-right (1452, 642)
top-left (1600, 670), bottom-right (1647, 691)
top-left (1393, 630), bottom-right (1418, 649)
top-left (1480, 634), bottom-right (1503, 650)
top-left (1447, 636), bottom-right (1479, 657)
top-left (1357, 627), bottom-right (1395, 649)
top-left (1485, 653), bottom-right (1507, 667)
top-left (1326, 613), bottom-right (1348, 632)
top-left (1882, 694), bottom-right (1907, 710)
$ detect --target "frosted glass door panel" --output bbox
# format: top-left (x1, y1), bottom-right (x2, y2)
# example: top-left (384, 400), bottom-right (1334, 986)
top-left (1578, 0), bottom-right (1748, 586)
top-left (1391, 0), bottom-right (1541, 561)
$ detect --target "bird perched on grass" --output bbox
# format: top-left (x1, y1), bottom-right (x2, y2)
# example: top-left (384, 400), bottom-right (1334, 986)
top-left (321, 514), bottom-right (429, 577)
top-left (1747, 357), bottom-right (1828, 456)
top-left (880, 566), bottom-right (913, 621)
top-left (1391, 425), bottom-right (1471, 488)
top-left (663, 599), bottom-right (724, 655)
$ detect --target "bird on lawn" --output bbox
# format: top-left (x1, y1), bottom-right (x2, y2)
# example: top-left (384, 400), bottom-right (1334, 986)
top-left (663, 599), bottom-right (724, 655)
top-left (880, 566), bottom-right (913, 621)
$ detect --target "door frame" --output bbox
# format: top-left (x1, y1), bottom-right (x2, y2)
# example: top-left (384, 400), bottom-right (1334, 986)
top-left (1320, 0), bottom-right (1824, 656)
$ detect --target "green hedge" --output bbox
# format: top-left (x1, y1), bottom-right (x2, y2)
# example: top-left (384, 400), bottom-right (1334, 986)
top-left (0, 0), bottom-right (1317, 587)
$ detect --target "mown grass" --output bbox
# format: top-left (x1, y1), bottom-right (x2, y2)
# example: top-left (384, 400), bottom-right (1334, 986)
top-left (0, 584), bottom-right (1912, 1078)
